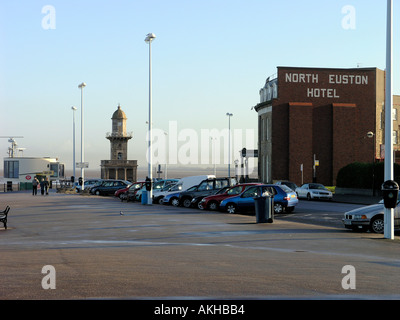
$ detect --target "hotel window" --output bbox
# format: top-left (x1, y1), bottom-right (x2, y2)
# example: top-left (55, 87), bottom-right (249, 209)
top-left (393, 131), bottom-right (398, 145)
top-left (393, 108), bottom-right (398, 121)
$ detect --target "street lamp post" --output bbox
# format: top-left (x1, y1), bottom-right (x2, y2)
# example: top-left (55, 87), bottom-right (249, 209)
top-left (226, 113), bottom-right (233, 178)
top-left (164, 131), bottom-right (168, 179)
top-left (211, 137), bottom-right (217, 176)
top-left (145, 33), bottom-right (156, 205)
top-left (384, 0), bottom-right (394, 239)
top-left (71, 106), bottom-right (77, 182)
top-left (78, 82), bottom-right (86, 191)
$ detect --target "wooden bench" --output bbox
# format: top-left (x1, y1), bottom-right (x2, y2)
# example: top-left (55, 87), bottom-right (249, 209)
top-left (0, 206), bottom-right (10, 229)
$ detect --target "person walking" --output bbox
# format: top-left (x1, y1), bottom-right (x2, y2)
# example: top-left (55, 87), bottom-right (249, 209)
top-left (40, 178), bottom-right (45, 195)
top-left (32, 177), bottom-right (39, 196)
top-left (44, 177), bottom-right (50, 195)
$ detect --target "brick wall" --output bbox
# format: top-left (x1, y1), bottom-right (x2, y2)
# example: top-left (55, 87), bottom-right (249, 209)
top-left (268, 66), bottom-right (379, 186)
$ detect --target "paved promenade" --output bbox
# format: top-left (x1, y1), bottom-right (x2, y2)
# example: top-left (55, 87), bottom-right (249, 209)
top-left (0, 190), bottom-right (399, 300)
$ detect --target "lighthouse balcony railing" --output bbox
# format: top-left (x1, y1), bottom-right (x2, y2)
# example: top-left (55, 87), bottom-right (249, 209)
top-left (101, 160), bottom-right (138, 166)
top-left (106, 132), bottom-right (133, 139)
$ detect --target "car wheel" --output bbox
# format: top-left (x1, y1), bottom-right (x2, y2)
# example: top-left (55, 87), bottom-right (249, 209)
top-left (183, 198), bottom-right (192, 208)
top-left (171, 197), bottom-right (179, 207)
top-left (208, 201), bottom-right (219, 211)
top-left (370, 215), bottom-right (385, 234)
top-left (95, 190), bottom-right (100, 196)
top-left (274, 203), bottom-right (284, 214)
top-left (226, 203), bottom-right (237, 214)
top-left (307, 193), bottom-right (312, 201)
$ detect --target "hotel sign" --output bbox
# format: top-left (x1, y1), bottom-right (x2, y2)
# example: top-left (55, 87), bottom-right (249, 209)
top-left (284, 72), bottom-right (369, 99)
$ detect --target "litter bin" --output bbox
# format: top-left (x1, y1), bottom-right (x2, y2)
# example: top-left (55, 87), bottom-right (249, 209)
top-left (254, 193), bottom-right (274, 223)
top-left (141, 191), bottom-right (148, 205)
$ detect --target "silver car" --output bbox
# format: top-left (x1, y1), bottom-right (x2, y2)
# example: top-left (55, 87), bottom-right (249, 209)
top-left (295, 183), bottom-right (333, 201)
top-left (342, 200), bottom-right (400, 233)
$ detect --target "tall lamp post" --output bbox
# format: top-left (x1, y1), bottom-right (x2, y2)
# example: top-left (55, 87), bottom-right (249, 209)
top-left (145, 33), bottom-right (156, 205)
top-left (384, 0), bottom-right (394, 239)
top-left (226, 113), bottom-right (233, 178)
top-left (164, 131), bottom-right (168, 179)
top-left (78, 82), bottom-right (86, 190)
top-left (71, 106), bottom-right (77, 182)
top-left (211, 137), bottom-right (217, 176)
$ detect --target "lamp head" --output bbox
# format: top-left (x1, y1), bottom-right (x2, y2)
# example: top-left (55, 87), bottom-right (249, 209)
top-left (145, 33), bottom-right (156, 43)
top-left (71, 106), bottom-right (77, 111)
top-left (78, 82), bottom-right (86, 89)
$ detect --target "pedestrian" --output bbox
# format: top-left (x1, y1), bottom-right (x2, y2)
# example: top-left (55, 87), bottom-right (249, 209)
top-left (44, 177), bottom-right (50, 195)
top-left (40, 178), bottom-right (45, 195)
top-left (32, 177), bottom-right (39, 196)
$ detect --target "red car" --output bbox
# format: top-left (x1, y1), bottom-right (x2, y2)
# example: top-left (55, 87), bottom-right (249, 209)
top-left (198, 183), bottom-right (262, 211)
top-left (114, 182), bottom-right (144, 200)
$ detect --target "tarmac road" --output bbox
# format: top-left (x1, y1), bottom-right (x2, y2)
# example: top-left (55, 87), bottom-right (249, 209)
top-left (0, 190), bottom-right (399, 301)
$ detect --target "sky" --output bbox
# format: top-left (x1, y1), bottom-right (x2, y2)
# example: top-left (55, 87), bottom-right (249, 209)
top-left (0, 0), bottom-right (399, 177)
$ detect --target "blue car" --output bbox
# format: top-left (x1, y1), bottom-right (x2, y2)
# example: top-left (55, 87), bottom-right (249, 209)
top-left (161, 185), bottom-right (198, 206)
top-left (219, 184), bottom-right (298, 214)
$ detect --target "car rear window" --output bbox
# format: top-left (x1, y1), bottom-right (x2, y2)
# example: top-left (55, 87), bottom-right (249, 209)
top-left (279, 185), bottom-right (293, 193)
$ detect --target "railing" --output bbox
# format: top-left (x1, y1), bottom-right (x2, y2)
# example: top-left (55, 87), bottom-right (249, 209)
top-left (101, 160), bottom-right (138, 166)
top-left (1, 180), bottom-right (64, 192)
top-left (106, 132), bottom-right (133, 139)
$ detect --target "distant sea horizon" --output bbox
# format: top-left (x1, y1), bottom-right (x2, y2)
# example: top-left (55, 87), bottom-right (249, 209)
top-left (0, 165), bottom-right (258, 183)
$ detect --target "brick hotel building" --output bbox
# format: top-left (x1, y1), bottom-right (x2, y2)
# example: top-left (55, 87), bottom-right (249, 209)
top-left (254, 66), bottom-right (400, 186)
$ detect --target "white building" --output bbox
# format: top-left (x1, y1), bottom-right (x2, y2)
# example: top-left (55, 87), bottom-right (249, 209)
top-left (3, 157), bottom-right (65, 183)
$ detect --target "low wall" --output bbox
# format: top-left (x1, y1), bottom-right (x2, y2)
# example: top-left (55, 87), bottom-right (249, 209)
top-left (335, 187), bottom-right (381, 196)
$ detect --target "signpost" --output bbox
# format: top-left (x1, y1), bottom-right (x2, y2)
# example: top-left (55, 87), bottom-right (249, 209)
top-left (76, 162), bottom-right (89, 169)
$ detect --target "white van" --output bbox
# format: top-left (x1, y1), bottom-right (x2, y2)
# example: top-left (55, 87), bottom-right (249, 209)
top-left (153, 175), bottom-right (215, 204)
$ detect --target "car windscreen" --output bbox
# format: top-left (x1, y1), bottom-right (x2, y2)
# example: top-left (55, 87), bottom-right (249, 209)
top-left (309, 184), bottom-right (326, 190)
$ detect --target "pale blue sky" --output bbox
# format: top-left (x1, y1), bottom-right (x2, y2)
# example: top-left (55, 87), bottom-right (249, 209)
top-left (0, 0), bottom-right (399, 176)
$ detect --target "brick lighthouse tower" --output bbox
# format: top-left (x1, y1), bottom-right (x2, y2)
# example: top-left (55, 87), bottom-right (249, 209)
top-left (101, 105), bottom-right (137, 182)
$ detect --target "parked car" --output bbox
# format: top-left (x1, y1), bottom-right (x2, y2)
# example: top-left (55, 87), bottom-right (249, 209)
top-left (191, 186), bottom-right (231, 209)
top-left (153, 183), bottom-right (179, 204)
top-left (219, 184), bottom-right (298, 214)
top-left (152, 179), bottom-right (179, 194)
top-left (161, 185), bottom-right (198, 206)
top-left (295, 183), bottom-right (333, 201)
top-left (133, 179), bottom-right (177, 201)
top-left (90, 179), bottom-right (131, 196)
top-left (76, 179), bottom-right (102, 193)
top-left (115, 182), bottom-right (145, 201)
top-left (342, 199), bottom-right (400, 233)
top-left (133, 184), bottom-right (147, 201)
top-left (198, 183), bottom-right (262, 211)
top-left (179, 177), bottom-right (237, 208)
top-left (154, 175), bottom-right (216, 204)
top-left (275, 180), bottom-right (298, 192)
